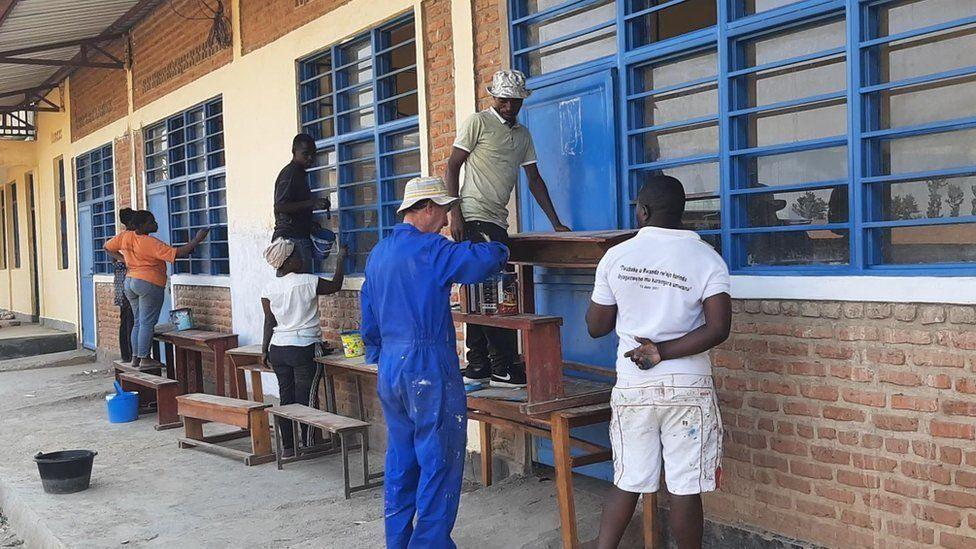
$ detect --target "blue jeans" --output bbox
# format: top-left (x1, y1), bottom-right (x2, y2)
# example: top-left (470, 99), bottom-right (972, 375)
top-left (124, 277), bottom-right (165, 359)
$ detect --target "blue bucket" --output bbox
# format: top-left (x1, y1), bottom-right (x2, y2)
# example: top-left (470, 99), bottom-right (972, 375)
top-left (311, 228), bottom-right (337, 260)
top-left (106, 381), bottom-right (139, 423)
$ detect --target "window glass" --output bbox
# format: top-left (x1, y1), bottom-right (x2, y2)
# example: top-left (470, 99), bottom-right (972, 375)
top-left (76, 145), bottom-right (116, 274)
top-left (741, 230), bottom-right (849, 267)
top-left (876, 223), bottom-right (976, 265)
top-left (627, 0), bottom-right (716, 50)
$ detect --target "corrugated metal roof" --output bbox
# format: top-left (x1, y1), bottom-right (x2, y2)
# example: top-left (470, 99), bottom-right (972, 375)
top-left (0, 0), bottom-right (150, 110)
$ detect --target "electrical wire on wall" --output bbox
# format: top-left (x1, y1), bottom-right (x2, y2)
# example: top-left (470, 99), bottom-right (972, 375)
top-left (169, 0), bottom-right (232, 49)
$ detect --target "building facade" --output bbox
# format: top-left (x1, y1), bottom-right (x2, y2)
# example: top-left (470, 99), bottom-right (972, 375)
top-left (1, 0), bottom-right (975, 547)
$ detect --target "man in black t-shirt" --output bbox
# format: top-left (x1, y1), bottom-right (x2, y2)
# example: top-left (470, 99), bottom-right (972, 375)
top-left (273, 133), bottom-right (330, 273)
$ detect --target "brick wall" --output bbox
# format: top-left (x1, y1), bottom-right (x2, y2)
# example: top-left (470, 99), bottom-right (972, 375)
top-left (113, 133), bottom-right (132, 209)
top-left (704, 299), bottom-right (976, 548)
top-left (240, 0), bottom-right (350, 55)
top-left (422, 0), bottom-right (456, 176)
top-left (95, 282), bottom-right (120, 355)
top-left (173, 285), bottom-right (232, 390)
top-left (69, 39), bottom-right (128, 141)
top-left (130, 0), bottom-right (234, 110)
top-left (473, 0), bottom-right (503, 111)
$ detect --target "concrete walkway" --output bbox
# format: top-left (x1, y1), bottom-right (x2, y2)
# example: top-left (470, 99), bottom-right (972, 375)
top-left (0, 361), bottom-right (635, 548)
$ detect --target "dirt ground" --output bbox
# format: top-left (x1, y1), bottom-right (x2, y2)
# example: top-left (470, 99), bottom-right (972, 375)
top-left (0, 361), bottom-right (648, 548)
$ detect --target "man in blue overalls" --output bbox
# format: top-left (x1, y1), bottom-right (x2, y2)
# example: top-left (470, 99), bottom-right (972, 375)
top-left (361, 176), bottom-right (509, 549)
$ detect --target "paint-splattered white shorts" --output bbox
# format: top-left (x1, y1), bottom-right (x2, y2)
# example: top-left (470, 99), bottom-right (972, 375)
top-left (609, 374), bottom-right (723, 495)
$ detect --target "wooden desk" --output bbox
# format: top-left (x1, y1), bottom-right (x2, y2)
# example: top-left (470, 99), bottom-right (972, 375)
top-left (165, 330), bottom-right (239, 398)
top-left (227, 344), bottom-right (268, 401)
top-left (314, 355), bottom-right (378, 420)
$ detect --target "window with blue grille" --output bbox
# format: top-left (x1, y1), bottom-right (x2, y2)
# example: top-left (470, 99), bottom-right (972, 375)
top-left (297, 14), bottom-right (420, 274)
top-left (510, 0), bottom-right (976, 275)
top-left (144, 97), bottom-right (228, 275)
top-left (76, 144), bottom-right (115, 274)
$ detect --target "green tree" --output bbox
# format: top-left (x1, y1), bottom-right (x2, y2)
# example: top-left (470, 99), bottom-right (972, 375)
top-left (927, 178), bottom-right (946, 218)
top-left (890, 194), bottom-right (919, 220)
top-left (947, 184), bottom-right (964, 217)
top-left (791, 191), bottom-right (829, 221)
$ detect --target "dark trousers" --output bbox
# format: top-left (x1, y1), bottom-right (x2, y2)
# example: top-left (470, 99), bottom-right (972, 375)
top-left (118, 299), bottom-right (134, 363)
top-left (463, 220), bottom-right (517, 374)
top-left (269, 344), bottom-right (317, 450)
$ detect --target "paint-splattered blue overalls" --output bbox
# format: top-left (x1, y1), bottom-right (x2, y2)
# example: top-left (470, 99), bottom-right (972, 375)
top-left (361, 223), bottom-right (508, 549)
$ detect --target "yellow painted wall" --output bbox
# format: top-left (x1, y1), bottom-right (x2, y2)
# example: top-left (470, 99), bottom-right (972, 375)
top-left (0, 139), bottom-right (36, 315)
top-left (32, 85), bottom-right (79, 325)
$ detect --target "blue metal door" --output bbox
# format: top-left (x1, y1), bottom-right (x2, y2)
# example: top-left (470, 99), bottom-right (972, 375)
top-left (147, 185), bottom-right (172, 321)
top-left (77, 205), bottom-right (95, 349)
top-left (519, 68), bottom-right (619, 481)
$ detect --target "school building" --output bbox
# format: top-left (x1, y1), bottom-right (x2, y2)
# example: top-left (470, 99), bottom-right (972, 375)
top-left (1, 0), bottom-right (975, 547)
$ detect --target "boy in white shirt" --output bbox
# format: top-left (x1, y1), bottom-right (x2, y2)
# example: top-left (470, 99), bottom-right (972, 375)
top-left (261, 239), bottom-right (346, 457)
top-left (586, 176), bottom-right (732, 549)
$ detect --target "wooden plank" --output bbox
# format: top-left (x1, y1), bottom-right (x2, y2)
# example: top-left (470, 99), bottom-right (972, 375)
top-left (643, 493), bottom-right (659, 549)
top-left (226, 343), bottom-right (263, 357)
top-left (551, 413), bottom-right (579, 549)
top-left (479, 422), bottom-right (492, 487)
top-left (570, 450), bottom-right (612, 468)
top-left (507, 230), bottom-right (636, 267)
top-left (183, 417), bottom-right (204, 441)
top-left (524, 323), bottom-right (564, 403)
top-left (452, 311), bottom-right (562, 330)
top-left (119, 371), bottom-right (177, 388)
top-left (315, 355), bottom-right (378, 375)
top-left (249, 409), bottom-right (273, 462)
top-left (467, 396), bottom-right (552, 430)
top-left (177, 393), bottom-right (271, 411)
top-left (563, 361), bottom-right (616, 381)
top-left (520, 389), bottom-right (611, 416)
top-left (268, 404), bottom-right (369, 432)
top-left (167, 329), bottom-right (237, 343)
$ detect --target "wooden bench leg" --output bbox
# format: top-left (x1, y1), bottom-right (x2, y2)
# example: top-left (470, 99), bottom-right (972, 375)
top-left (340, 431), bottom-right (351, 499)
top-left (272, 414), bottom-right (284, 470)
top-left (552, 413), bottom-right (579, 549)
top-left (154, 384), bottom-right (182, 431)
top-left (193, 351), bottom-right (204, 393)
top-left (164, 342), bottom-right (176, 380)
top-left (642, 493), bottom-right (658, 549)
top-left (251, 370), bottom-right (264, 403)
top-left (480, 421), bottom-right (493, 487)
top-left (246, 409), bottom-right (274, 466)
top-left (354, 375), bottom-right (366, 420)
top-left (176, 347), bottom-right (188, 394)
top-left (232, 358), bottom-right (246, 400)
top-left (180, 417), bottom-right (205, 448)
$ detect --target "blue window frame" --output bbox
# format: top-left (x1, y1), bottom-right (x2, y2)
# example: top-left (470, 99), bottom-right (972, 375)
top-left (144, 97), bottom-right (228, 275)
top-left (297, 14), bottom-right (420, 274)
top-left (0, 190), bottom-right (6, 270)
top-left (76, 144), bottom-right (115, 274)
top-left (510, 0), bottom-right (976, 275)
top-left (56, 157), bottom-right (69, 269)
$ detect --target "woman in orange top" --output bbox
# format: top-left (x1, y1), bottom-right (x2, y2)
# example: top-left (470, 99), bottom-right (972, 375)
top-left (105, 211), bottom-right (208, 367)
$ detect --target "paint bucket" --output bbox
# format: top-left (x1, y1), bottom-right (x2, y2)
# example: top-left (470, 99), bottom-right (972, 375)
top-left (34, 450), bottom-right (97, 494)
top-left (169, 308), bottom-right (193, 331)
top-left (106, 381), bottom-right (139, 423)
top-left (311, 228), bottom-right (337, 260)
top-left (340, 331), bottom-right (365, 358)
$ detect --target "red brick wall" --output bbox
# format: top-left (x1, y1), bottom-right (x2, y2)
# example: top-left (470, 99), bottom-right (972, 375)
top-left (130, 0), bottom-right (234, 110)
top-left (95, 282), bottom-right (120, 355)
top-left (69, 39), bottom-right (128, 141)
top-left (422, 0), bottom-right (456, 176)
top-left (173, 285), bottom-right (232, 390)
top-left (705, 299), bottom-right (976, 548)
top-left (239, 0), bottom-right (350, 54)
top-left (473, 0), bottom-right (503, 111)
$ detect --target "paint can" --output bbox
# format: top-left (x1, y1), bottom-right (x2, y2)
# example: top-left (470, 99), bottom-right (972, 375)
top-left (340, 331), bottom-right (365, 358)
top-left (169, 308), bottom-right (193, 331)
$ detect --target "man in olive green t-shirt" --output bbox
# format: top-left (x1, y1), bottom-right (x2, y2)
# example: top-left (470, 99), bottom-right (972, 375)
top-left (445, 69), bottom-right (569, 388)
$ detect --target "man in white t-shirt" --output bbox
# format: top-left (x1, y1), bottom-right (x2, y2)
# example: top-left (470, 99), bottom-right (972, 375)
top-left (586, 175), bottom-right (732, 549)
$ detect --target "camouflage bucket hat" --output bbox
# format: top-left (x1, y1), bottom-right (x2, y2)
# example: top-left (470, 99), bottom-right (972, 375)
top-left (487, 69), bottom-right (532, 99)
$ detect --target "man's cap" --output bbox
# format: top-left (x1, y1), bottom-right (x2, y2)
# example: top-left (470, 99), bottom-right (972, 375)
top-left (487, 69), bottom-right (532, 99)
top-left (397, 176), bottom-right (460, 214)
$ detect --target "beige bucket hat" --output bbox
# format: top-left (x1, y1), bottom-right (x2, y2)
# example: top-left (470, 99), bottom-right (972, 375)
top-left (397, 176), bottom-right (461, 214)
top-left (487, 69), bottom-right (532, 99)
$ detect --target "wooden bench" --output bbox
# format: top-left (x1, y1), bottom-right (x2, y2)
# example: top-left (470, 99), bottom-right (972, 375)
top-left (175, 393), bottom-right (275, 466)
top-left (267, 404), bottom-right (383, 499)
top-left (226, 344), bottom-right (271, 403)
top-left (118, 371), bottom-right (182, 431)
top-left (113, 359), bottom-right (163, 382)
